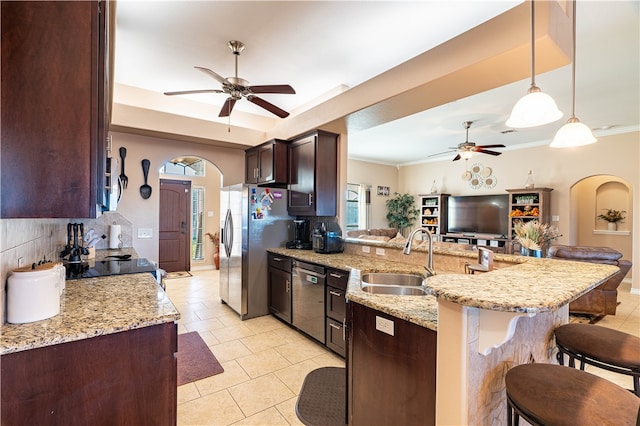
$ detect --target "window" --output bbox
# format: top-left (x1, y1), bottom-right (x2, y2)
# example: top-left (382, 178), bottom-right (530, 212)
top-left (346, 183), bottom-right (370, 231)
top-left (161, 157), bottom-right (206, 176)
top-left (191, 187), bottom-right (205, 260)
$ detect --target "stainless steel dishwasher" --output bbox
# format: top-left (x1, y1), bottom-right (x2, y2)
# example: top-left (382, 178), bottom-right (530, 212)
top-left (292, 260), bottom-right (326, 344)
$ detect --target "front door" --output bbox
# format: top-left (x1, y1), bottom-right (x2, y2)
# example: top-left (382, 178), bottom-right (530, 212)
top-left (159, 179), bottom-right (191, 272)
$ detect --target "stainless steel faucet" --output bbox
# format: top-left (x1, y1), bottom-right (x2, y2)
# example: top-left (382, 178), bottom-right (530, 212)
top-left (403, 227), bottom-right (436, 278)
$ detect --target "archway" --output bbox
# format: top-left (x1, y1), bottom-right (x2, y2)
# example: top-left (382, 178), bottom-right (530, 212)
top-left (570, 175), bottom-right (633, 280)
top-left (159, 156), bottom-right (222, 272)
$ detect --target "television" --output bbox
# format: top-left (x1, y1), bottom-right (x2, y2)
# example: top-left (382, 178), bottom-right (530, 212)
top-left (447, 194), bottom-right (509, 237)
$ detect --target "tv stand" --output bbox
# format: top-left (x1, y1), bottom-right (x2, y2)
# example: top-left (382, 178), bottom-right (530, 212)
top-left (442, 233), bottom-right (508, 253)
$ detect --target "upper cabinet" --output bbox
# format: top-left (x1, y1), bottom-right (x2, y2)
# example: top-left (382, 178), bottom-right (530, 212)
top-left (1, 1), bottom-right (110, 218)
top-left (245, 139), bottom-right (288, 187)
top-left (288, 130), bottom-right (338, 216)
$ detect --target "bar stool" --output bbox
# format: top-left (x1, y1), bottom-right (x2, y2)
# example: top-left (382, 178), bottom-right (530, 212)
top-left (555, 323), bottom-right (640, 396)
top-left (505, 363), bottom-right (640, 426)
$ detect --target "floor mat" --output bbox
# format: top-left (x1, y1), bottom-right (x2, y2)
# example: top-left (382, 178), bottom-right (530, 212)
top-left (296, 367), bottom-right (346, 426)
top-left (166, 271), bottom-right (192, 279)
top-left (177, 332), bottom-right (224, 386)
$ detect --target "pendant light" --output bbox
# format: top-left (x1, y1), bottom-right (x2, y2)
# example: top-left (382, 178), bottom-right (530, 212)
top-left (506, 0), bottom-right (563, 128)
top-left (550, 0), bottom-right (597, 147)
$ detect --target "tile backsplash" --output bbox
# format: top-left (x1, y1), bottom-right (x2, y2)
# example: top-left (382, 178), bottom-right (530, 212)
top-left (0, 213), bottom-right (132, 324)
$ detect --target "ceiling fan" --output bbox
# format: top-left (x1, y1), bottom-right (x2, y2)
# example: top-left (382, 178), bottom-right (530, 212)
top-left (431, 121), bottom-right (506, 161)
top-left (164, 40), bottom-right (295, 118)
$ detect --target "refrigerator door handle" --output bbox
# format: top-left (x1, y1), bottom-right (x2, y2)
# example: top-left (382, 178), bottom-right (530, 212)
top-left (226, 209), bottom-right (234, 257)
top-left (223, 209), bottom-right (232, 257)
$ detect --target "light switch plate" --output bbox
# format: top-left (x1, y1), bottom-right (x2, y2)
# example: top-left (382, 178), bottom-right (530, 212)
top-left (552, 215), bottom-right (560, 222)
top-left (362, 246), bottom-right (370, 253)
top-left (375, 247), bottom-right (385, 256)
top-left (375, 316), bottom-right (394, 336)
top-left (138, 228), bottom-right (153, 239)
top-left (207, 211), bottom-right (214, 217)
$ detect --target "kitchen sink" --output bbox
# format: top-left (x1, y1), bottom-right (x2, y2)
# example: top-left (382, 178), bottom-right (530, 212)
top-left (360, 284), bottom-right (428, 296)
top-left (361, 272), bottom-right (424, 287)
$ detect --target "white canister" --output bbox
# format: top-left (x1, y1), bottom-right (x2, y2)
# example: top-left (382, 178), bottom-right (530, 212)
top-left (7, 264), bottom-right (61, 324)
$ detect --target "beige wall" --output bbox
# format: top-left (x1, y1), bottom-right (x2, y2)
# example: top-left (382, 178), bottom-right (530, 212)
top-left (349, 131), bottom-right (639, 291)
top-left (111, 131), bottom-right (244, 262)
top-left (347, 159), bottom-right (400, 229)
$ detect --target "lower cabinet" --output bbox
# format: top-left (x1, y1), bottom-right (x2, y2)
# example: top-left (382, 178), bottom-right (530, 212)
top-left (348, 302), bottom-right (436, 425)
top-left (268, 254), bottom-right (292, 323)
top-left (326, 267), bottom-right (349, 357)
top-left (1, 322), bottom-right (177, 425)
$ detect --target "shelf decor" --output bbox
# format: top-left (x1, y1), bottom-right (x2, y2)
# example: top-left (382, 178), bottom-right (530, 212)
top-left (597, 209), bottom-right (626, 231)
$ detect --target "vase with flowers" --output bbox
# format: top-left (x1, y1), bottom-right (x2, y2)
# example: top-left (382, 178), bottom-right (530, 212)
top-left (206, 231), bottom-right (221, 269)
top-left (597, 209), bottom-right (625, 231)
top-left (513, 220), bottom-right (561, 257)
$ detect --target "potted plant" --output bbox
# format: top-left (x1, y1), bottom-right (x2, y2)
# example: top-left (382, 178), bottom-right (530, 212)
top-left (206, 231), bottom-right (220, 269)
top-left (513, 220), bottom-right (561, 257)
top-left (597, 209), bottom-right (626, 231)
top-left (385, 192), bottom-right (420, 236)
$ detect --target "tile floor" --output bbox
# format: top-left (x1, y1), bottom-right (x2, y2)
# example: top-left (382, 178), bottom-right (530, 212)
top-left (165, 269), bottom-right (639, 425)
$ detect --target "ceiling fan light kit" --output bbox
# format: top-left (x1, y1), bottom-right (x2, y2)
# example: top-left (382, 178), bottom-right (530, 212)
top-left (550, 0), bottom-right (597, 148)
top-left (506, 0), bottom-right (562, 129)
top-left (164, 40), bottom-right (295, 119)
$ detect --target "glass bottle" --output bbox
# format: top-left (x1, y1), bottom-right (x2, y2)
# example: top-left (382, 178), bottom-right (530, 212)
top-left (524, 170), bottom-right (534, 189)
top-left (430, 179), bottom-right (437, 194)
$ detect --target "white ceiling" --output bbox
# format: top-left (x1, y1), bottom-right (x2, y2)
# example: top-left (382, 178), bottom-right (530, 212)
top-left (114, 1), bottom-right (639, 166)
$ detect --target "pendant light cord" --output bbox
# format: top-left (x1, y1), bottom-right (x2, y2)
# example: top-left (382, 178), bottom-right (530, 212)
top-left (530, 0), bottom-right (536, 88)
top-left (570, 0), bottom-right (577, 118)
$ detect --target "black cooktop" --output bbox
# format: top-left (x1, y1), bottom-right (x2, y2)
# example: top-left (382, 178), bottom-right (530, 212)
top-left (65, 258), bottom-right (156, 280)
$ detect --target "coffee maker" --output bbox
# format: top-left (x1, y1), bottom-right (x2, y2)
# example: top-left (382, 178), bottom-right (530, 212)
top-left (286, 219), bottom-right (312, 249)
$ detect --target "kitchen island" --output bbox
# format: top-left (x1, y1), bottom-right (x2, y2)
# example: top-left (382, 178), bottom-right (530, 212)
top-left (0, 272), bottom-right (180, 425)
top-left (268, 242), bottom-right (620, 425)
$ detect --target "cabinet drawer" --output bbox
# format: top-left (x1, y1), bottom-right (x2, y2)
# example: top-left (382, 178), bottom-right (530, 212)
top-left (326, 285), bottom-right (346, 322)
top-left (268, 253), bottom-right (291, 272)
top-left (327, 268), bottom-right (349, 291)
top-left (326, 317), bottom-right (346, 357)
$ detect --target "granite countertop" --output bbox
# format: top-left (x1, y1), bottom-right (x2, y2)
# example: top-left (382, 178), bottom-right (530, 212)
top-left (266, 247), bottom-right (619, 331)
top-left (1, 273), bottom-right (180, 355)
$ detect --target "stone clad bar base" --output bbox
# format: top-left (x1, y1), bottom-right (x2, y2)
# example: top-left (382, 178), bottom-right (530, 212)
top-left (436, 300), bottom-right (568, 425)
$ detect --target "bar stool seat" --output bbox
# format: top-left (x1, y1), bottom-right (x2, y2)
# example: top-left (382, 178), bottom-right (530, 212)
top-left (505, 363), bottom-right (640, 426)
top-left (555, 323), bottom-right (640, 396)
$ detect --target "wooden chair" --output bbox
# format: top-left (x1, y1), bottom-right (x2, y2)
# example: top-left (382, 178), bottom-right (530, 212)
top-left (465, 247), bottom-right (494, 274)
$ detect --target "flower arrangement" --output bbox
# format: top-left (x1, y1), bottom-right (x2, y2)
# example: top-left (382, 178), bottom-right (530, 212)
top-left (513, 220), bottom-right (561, 251)
top-left (597, 209), bottom-right (626, 223)
top-left (206, 231), bottom-right (220, 247)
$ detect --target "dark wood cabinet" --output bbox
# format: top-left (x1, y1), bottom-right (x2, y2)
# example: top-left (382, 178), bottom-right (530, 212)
top-left (1, 322), bottom-right (177, 425)
top-left (268, 253), bottom-right (292, 323)
top-left (245, 139), bottom-right (289, 186)
top-left (287, 130), bottom-right (338, 216)
top-left (348, 302), bottom-right (436, 425)
top-left (1, 0), bottom-right (109, 218)
top-left (325, 267), bottom-right (349, 357)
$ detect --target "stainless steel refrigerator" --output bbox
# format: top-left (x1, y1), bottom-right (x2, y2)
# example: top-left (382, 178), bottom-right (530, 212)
top-left (220, 184), bottom-right (293, 319)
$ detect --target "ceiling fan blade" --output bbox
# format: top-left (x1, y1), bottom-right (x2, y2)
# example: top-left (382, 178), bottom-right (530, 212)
top-left (164, 89), bottom-right (223, 96)
top-left (427, 149), bottom-right (457, 158)
top-left (249, 84), bottom-right (296, 95)
top-left (194, 66), bottom-right (228, 85)
top-left (477, 149), bottom-right (503, 156)
top-left (218, 98), bottom-right (237, 117)
top-left (452, 154), bottom-right (462, 161)
top-left (476, 144), bottom-right (506, 149)
top-left (248, 96), bottom-right (289, 118)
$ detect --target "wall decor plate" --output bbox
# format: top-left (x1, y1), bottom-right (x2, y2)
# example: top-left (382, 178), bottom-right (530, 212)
top-left (483, 175), bottom-right (497, 188)
top-left (471, 163), bottom-right (483, 174)
top-left (462, 170), bottom-right (472, 181)
top-left (469, 177), bottom-right (482, 189)
top-left (480, 166), bottom-right (492, 177)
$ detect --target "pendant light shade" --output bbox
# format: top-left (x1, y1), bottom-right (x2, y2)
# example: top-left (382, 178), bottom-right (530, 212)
top-left (550, 0), bottom-right (597, 148)
top-left (506, 0), bottom-right (562, 128)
